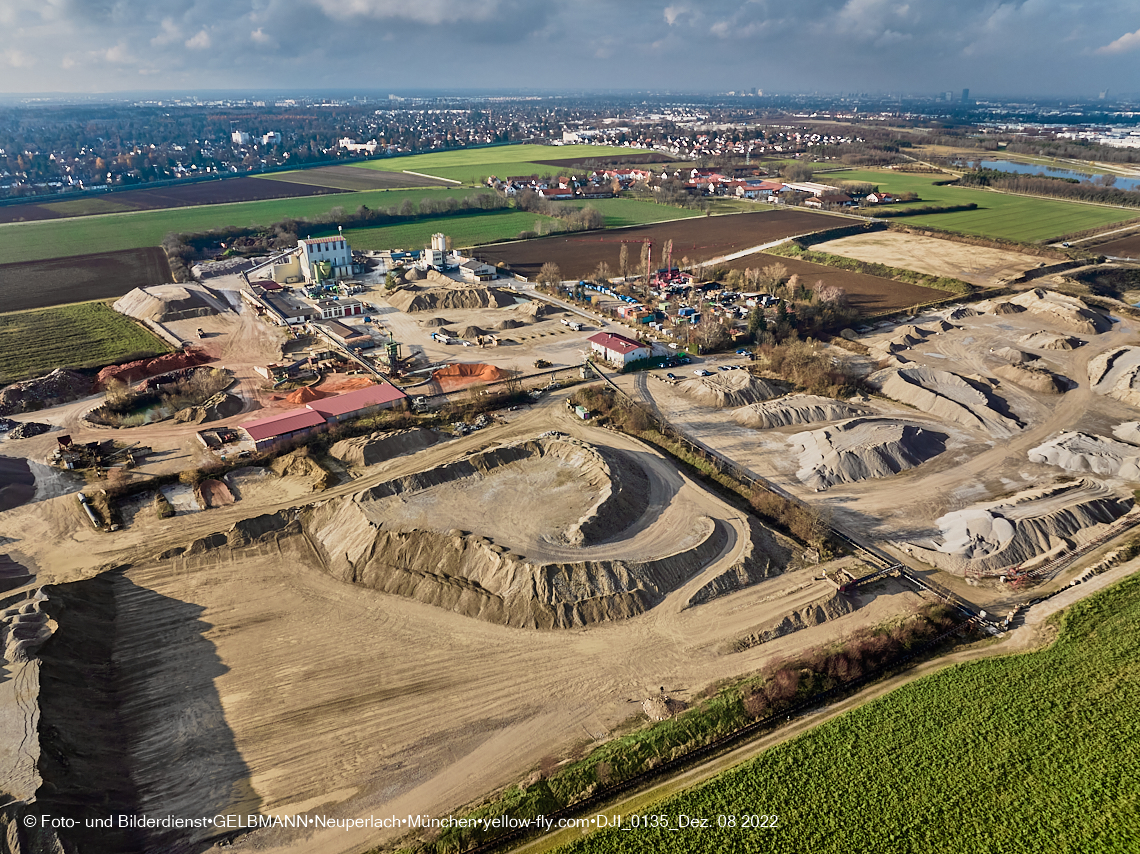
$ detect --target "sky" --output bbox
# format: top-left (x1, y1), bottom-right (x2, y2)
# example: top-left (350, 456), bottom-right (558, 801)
top-left (1, 0), bottom-right (1138, 98)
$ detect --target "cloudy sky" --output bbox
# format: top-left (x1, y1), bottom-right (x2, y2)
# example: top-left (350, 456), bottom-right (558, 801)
top-left (1, 0), bottom-right (1137, 97)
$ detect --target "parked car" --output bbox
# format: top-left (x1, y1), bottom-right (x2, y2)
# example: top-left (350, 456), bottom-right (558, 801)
top-left (694, 369), bottom-right (712, 376)
top-left (666, 372), bottom-right (677, 380)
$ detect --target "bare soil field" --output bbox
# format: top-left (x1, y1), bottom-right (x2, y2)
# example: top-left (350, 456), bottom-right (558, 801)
top-left (815, 230), bottom-right (1044, 286)
top-left (257, 164), bottom-right (453, 191)
top-left (475, 210), bottom-right (838, 280)
top-left (1095, 232), bottom-right (1140, 260)
top-left (531, 152), bottom-right (675, 169)
top-left (0, 177), bottom-right (345, 223)
top-left (0, 247), bottom-right (173, 312)
top-left (724, 251), bottom-right (947, 313)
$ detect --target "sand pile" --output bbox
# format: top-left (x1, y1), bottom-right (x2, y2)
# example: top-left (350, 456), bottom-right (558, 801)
top-left (0, 553), bottom-right (34, 595)
top-left (1029, 432), bottom-right (1140, 479)
top-left (403, 267), bottom-right (424, 281)
top-left (923, 319), bottom-right (956, 333)
top-left (95, 348), bottom-right (212, 389)
top-left (0, 369), bottom-right (93, 416)
top-left (1089, 346), bottom-right (1140, 407)
top-left (433, 362), bottom-right (510, 391)
top-left (991, 347), bottom-right (1037, 364)
top-left (496, 318), bottom-right (526, 330)
top-left (173, 391), bottom-right (244, 424)
top-left (113, 284), bottom-right (219, 323)
top-left (731, 394), bottom-right (869, 429)
top-left (285, 386), bottom-right (328, 404)
top-left (994, 363), bottom-right (1067, 394)
top-left (197, 478), bottom-right (236, 508)
top-left (791, 417), bottom-right (948, 490)
top-left (459, 325), bottom-right (487, 339)
top-left (1019, 330), bottom-right (1083, 350)
top-left (422, 317), bottom-right (452, 327)
top-left (990, 301), bottom-right (1027, 315)
top-left (642, 696), bottom-right (687, 721)
top-left (514, 300), bottom-right (561, 318)
top-left (330, 428), bottom-right (442, 467)
top-left (947, 307), bottom-right (979, 321)
top-left (677, 371), bottom-right (782, 408)
top-left (902, 479), bottom-right (1132, 574)
top-left (731, 591), bottom-right (859, 652)
top-left (0, 457), bottom-right (35, 513)
top-left (269, 451), bottom-right (333, 491)
top-left (1008, 288), bottom-right (1111, 334)
top-left (1113, 422), bottom-right (1140, 446)
top-left (869, 365), bottom-right (1022, 437)
top-left (687, 516), bottom-right (794, 606)
top-left (388, 285), bottom-right (516, 313)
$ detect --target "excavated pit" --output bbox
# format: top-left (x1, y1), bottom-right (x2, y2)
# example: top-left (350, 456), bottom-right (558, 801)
top-left (902, 479), bottom-right (1133, 575)
top-left (791, 417), bottom-right (948, 490)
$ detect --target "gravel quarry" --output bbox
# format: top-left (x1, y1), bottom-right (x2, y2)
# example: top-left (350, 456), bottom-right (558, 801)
top-left (791, 417), bottom-right (949, 490)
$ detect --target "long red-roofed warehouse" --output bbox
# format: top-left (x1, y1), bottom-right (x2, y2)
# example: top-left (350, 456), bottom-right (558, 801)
top-left (239, 383), bottom-right (408, 450)
top-left (586, 331), bottom-right (652, 368)
top-left (240, 409), bottom-right (328, 452)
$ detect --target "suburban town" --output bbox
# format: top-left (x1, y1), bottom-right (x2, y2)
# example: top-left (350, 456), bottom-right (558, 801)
top-left (1, 5), bottom-right (1139, 853)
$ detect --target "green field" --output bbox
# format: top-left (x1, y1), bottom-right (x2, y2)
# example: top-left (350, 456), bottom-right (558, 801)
top-left (354, 143), bottom-right (661, 185)
top-left (342, 210), bottom-right (561, 251)
top-left (0, 302), bottom-right (169, 383)
top-left (833, 169), bottom-right (1134, 242)
top-left (0, 187), bottom-right (481, 265)
top-left (561, 573), bottom-right (1140, 854)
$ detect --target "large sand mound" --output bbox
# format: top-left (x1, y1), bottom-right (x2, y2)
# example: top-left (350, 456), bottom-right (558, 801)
top-left (459, 325), bottom-right (488, 339)
top-left (422, 317), bottom-right (452, 327)
top-left (994, 363), bottom-right (1067, 394)
top-left (1113, 421), bottom-right (1140, 446)
top-left (1029, 432), bottom-right (1140, 479)
top-left (514, 300), bottom-right (562, 318)
top-left (869, 366), bottom-right (1023, 437)
top-left (1008, 288), bottom-right (1111, 334)
top-left (791, 417), bottom-right (948, 490)
top-left (731, 394), bottom-right (869, 429)
top-left (433, 362), bottom-right (510, 391)
top-left (1018, 330), bottom-right (1083, 350)
top-left (1089, 346), bottom-right (1140, 407)
top-left (284, 385), bottom-right (327, 404)
top-left (677, 371), bottom-right (782, 408)
top-left (730, 590), bottom-right (859, 651)
top-left (330, 428), bottom-right (442, 467)
top-left (902, 479), bottom-right (1132, 574)
top-left (173, 391), bottom-right (244, 424)
top-left (113, 284), bottom-right (219, 322)
top-left (991, 346), bottom-right (1037, 364)
top-left (388, 285), bottom-right (516, 313)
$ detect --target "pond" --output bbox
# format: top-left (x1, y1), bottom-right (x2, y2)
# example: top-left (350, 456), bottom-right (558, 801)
top-left (958, 159), bottom-right (1140, 191)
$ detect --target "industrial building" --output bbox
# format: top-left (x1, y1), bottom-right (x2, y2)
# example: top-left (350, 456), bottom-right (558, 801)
top-left (238, 383), bottom-right (409, 450)
top-left (240, 409), bottom-right (328, 452)
top-left (308, 383), bottom-right (408, 424)
top-left (587, 331), bottom-right (652, 368)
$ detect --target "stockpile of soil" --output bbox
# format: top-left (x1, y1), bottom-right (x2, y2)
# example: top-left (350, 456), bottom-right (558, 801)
top-left (869, 365), bottom-right (1023, 437)
top-left (990, 301), bottom-right (1027, 316)
top-left (1029, 432), bottom-right (1140, 478)
top-left (1019, 330), bottom-right (1083, 350)
top-left (197, 479), bottom-right (236, 508)
top-left (903, 479), bottom-right (1132, 575)
top-left (0, 553), bottom-right (34, 593)
top-left (676, 371), bottom-right (782, 408)
top-left (991, 347), bottom-right (1037, 364)
top-left (732, 394), bottom-right (869, 429)
top-left (8, 421), bottom-right (52, 440)
top-left (95, 348), bottom-right (212, 390)
top-left (269, 451), bottom-right (333, 491)
top-left (1089, 346), bottom-right (1140, 407)
top-left (285, 386), bottom-right (328, 405)
top-left (459, 325), bottom-right (487, 339)
top-left (994, 363), bottom-right (1067, 394)
top-left (173, 391), bottom-right (244, 424)
top-left (1114, 422), bottom-right (1140, 445)
top-left (388, 285), bottom-right (515, 313)
top-left (514, 301), bottom-right (561, 318)
top-left (791, 417), bottom-right (948, 490)
top-left (642, 696), bottom-right (687, 721)
top-left (0, 369), bottom-right (94, 416)
top-left (316, 376), bottom-right (375, 394)
top-left (495, 318), bottom-right (526, 330)
top-left (947, 307), bottom-right (978, 320)
top-left (422, 317), bottom-right (452, 327)
top-left (330, 428), bottom-right (442, 467)
top-left (112, 284), bottom-right (219, 322)
top-left (1008, 288), bottom-right (1111, 335)
top-left (731, 591), bottom-right (859, 651)
top-left (403, 267), bottom-right (424, 281)
top-left (433, 362), bottom-right (510, 391)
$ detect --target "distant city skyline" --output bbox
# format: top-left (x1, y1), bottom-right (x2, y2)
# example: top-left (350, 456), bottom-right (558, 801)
top-left (0, 0), bottom-right (1136, 98)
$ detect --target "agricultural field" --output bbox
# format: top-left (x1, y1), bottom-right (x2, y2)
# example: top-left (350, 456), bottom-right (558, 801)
top-left (557, 198), bottom-right (704, 228)
top-left (723, 251), bottom-right (948, 314)
top-left (1093, 231), bottom-right (1140, 260)
top-left (255, 164), bottom-right (454, 191)
top-left (353, 143), bottom-right (660, 185)
top-left (0, 247), bottom-right (173, 313)
top-left (561, 573), bottom-right (1140, 854)
top-left (343, 210), bottom-right (562, 252)
top-left (834, 169), bottom-right (1136, 242)
top-left (0, 177), bottom-right (347, 224)
top-left (0, 301), bottom-right (168, 383)
top-left (475, 209), bottom-right (838, 280)
top-left (0, 187), bottom-right (480, 265)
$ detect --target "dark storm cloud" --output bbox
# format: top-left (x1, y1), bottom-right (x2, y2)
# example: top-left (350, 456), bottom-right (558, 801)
top-left (0, 0), bottom-right (1136, 94)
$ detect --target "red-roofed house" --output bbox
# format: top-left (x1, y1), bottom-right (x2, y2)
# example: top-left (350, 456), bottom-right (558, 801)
top-left (240, 409), bottom-right (327, 452)
top-left (307, 383), bottom-right (408, 423)
top-left (587, 331), bottom-right (652, 368)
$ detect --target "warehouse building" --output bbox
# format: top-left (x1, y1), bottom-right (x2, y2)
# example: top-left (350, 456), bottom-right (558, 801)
top-left (587, 331), bottom-right (652, 368)
top-left (238, 384), bottom-right (409, 450)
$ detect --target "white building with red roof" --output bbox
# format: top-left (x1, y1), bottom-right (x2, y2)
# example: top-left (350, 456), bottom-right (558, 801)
top-left (587, 331), bottom-right (652, 368)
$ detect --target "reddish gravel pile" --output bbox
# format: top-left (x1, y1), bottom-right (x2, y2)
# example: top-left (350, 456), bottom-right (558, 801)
top-left (285, 386), bottom-right (328, 404)
top-left (95, 349), bottom-right (213, 389)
